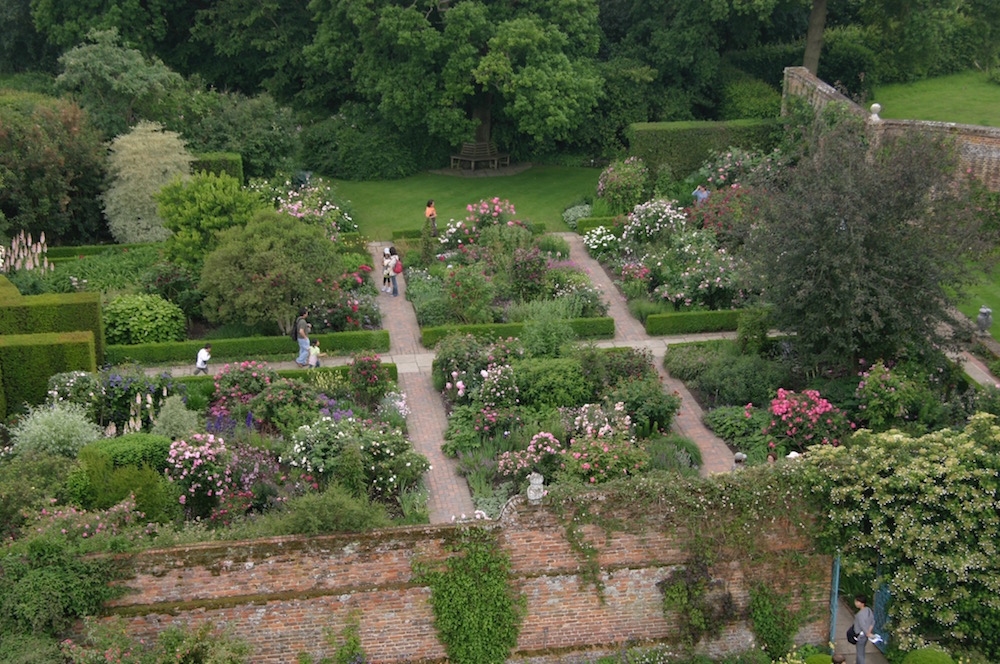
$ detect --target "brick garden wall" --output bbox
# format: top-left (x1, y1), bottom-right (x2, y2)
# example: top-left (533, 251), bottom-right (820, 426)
top-left (97, 497), bottom-right (831, 663)
top-left (783, 66), bottom-right (1000, 191)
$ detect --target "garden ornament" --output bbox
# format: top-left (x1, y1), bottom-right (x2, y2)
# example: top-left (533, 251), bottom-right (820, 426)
top-left (869, 103), bottom-right (882, 122)
top-left (978, 305), bottom-right (993, 335)
top-left (526, 472), bottom-right (545, 504)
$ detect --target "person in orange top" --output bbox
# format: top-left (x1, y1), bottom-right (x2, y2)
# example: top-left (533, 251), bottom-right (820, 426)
top-left (425, 199), bottom-right (437, 237)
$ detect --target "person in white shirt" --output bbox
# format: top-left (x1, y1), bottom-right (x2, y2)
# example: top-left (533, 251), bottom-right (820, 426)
top-left (194, 343), bottom-right (211, 375)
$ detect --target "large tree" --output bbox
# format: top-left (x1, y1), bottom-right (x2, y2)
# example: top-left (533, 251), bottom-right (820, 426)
top-left (305, 0), bottom-right (602, 151)
top-left (743, 108), bottom-right (994, 367)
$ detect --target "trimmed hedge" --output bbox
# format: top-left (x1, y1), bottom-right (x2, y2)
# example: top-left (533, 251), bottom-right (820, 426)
top-left (646, 310), bottom-right (740, 335)
top-left (0, 331), bottom-right (96, 418)
top-left (392, 222), bottom-right (545, 241)
top-left (576, 217), bottom-right (623, 236)
top-left (421, 317), bottom-right (615, 349)
top-left (84, 433), bottom-right (173, 472)
top-left (105, 330), bottom-right (390, 365)
top-left (627, 118), bottom-right (783, 182)
top-left (191, 151), bottom-right (244, 183)
top-left (45, 242), bottom-right (161, 260)
top-left (170, 363), bottom-right (399, 391)
top-left (0, 278), bottom-right (104, 361)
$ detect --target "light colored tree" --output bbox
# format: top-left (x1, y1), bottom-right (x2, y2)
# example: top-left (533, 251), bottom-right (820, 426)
top-left (102, 121), bottom-right (192, 244)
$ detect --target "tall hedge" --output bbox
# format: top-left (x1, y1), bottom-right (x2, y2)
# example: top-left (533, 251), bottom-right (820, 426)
top-left (0, 283), bottom-right (105, 362)
top-left (0, 331), bottom-right (96, 418)
top-left (191, 152), bottom-right (244, 183)
top-left (627, 118), bottom-right (783, 182)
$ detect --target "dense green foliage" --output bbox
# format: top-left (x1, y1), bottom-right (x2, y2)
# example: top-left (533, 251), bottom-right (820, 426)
top-left (0, 89), bottom-right (106, 243)
top-left (103, 293), bottom-right (186, 345)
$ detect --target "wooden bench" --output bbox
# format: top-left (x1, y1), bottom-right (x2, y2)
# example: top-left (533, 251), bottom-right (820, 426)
top-left (450, 142), bottom-right (510, 170)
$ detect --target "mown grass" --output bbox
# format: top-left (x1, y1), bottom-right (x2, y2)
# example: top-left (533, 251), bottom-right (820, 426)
top-left (331, 165), bottom-right (600, 240)
top-left (872, 70), bottom-right (1000, 127)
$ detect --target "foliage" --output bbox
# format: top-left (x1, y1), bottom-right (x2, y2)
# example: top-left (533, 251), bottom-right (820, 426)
top-left (663, 341), bottom-right (735, 382)
top-left (8, 402), bottom-right (101, 458)
top-left (66, 449), bottom-right (180, 523)
top-left (165, 433), bottom-right (229, 519)
top-left (443, 264), bottom-right (495, 324)
top-left (659, 557), bottom-right (735, 647)
top-left (89, 367), bottom-right (182, 435)
top-left (159, 171), bottom-right (266, 268)
top-left (802, 414), bottom-right (1000, 658)
top-left (55, 28), bottom-right (182, 139)
top-left (199, 210), bottom-right (348, 335)
top-left (347, 354), bottom-right (390, 410)
top-left (520, 315), bottom-right (576, 358)
top-left (267, 484), bottom-right (391, 535)
top-left (644, 433), bottom-right (701, 476)
top-left (0, 452), bottom-right (74, 541)
top-left (0, 89), bottom-right (106, 243)
top-left (285, 417), bottom-right (428, 501)
top-left (748, 583), bottom-right (800, 660)
top-left (695, 354), bottom-right (790, 408)
top-left (417, 527), bottom-right (522, 664)
top-left (703, 406), bottom-right (772, 463)
top-left (719, 75), bottom-right (781, 120)
top-left (61, 617), bottom-right (252, 663)
top-left (248, 378), bottom-right (328, 438)
top-left (900, 649), bottom-right (954, 664)
top-left (558, 402), bottom-right (649, 484)
top-left (102, 121), bottom-right (193, 244)
top-left (141, 260), bottom-right (204, 320)
top-left (854, 360), bottom-right (940, 432)
top-left (604, 376), bottom-right (681, 437)
top-left (255, 175), bottom-right (357, 234)
top-left (298, 105), bottom-right (419, 181)
top-left (513, 358), bottom-right (590, 409)
top-left (597, 157), bottom-right (650, 215)
top-left (103, 294), bottom-right (186, 346)
top-left (562, 204), bottom-right (592, 230)
top-left (744, 109), bottom-right (994, 368)
top-left (44, 245), bottom-right (162, 294)
top-left (751, 388), bottom-right (855, 454)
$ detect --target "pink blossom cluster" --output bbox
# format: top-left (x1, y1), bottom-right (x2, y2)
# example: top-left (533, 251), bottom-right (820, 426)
top-left (29, 495), bottom-right (157, 542)
top-left (165, 433), bottom-right (229, 506)
top-left (749, 388), bottom-right (855, 452)
top-left (497, 432), bottom-right (563, 478)
top-left (558, 434), bottom-right (647, 484)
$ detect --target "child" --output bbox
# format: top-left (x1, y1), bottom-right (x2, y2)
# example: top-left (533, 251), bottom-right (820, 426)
top-left (382, 247), bottom-right (392, 293)
top-left (193, 343), bottom-right (211, 375)
top-left (307, 339), bottom-right (325, 368)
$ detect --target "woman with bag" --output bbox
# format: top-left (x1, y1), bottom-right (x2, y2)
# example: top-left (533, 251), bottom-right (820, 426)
top-left (388, 247), bottom-right (401, 297)
top-left (851, 594), bottom-right (876, 664)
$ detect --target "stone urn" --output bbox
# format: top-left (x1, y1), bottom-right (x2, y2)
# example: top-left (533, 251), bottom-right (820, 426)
top-left (978, 305), bottom-right (993, 335)
top-left (526, 472), bottom-right (545, 504)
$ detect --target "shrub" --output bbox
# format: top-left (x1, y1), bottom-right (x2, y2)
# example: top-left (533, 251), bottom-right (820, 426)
top-left (165, 433), bottom-right (229, 519)
top-left (210, 360), bottom-right (280, 418)
top-left (158, 171), bottom-right (266, 268)
top-left (67, 449), bottom-right (180, 522)
top-left (444, 264), bottom-right (495, 324)
top-left (249, 378), bottom-right (325, 437)
top-left (855, 361), bottom-right (940, 432)
top-left (150, 394), bottom-right (200, 440)
top-left (597, 156), bottom-right (650, 215)
top-left (0, 452), bottom-right (74, 540)
top-left (102, 121), bottom-right (192, 244)
top-left (514, 358), bottom-right (591, 409)
top-left (704, 405), bottom-right (772, 462)
top-left (348, 354), bottom-right (391, 410)
top-left (103, 293), bottom-right (186, 346)
top-left (605, 376), bottom-right (681, 437)
top-left (9, 403), bottom-right (101, 458)
top-left (141, 261), bottom-right (204, 319)
top-left (89, 366), bottom-right (183, 435)
top-left (83, 433), bottom-right (173, 471)
top-left (646, 310), bottom-right (740, 335)
top-left (268, 484), bottom-right (392, 535)
top-left (696, 354), bottom-right (790, 407)
top-left (663, 341), bottom-right (735, 382)
top-left (719, 76), bottom-right (781, 120)
top-left (0, 90), bottom-right (105, 243)
top-left (644, 433), bottom-right (701, 475)
top-left (561, 204), bottom-right (592, 230)
top-left (521, 316), bottom-right (576, 358)
top-left (900, 648), bottom-right (954, 664)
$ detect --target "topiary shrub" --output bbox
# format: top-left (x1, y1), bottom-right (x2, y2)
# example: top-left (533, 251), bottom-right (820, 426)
top-left (9, 403), bottom-right (102, 458)
top-left (901, 648), bottom-right (954, 664)
top-left (103, 294), bottom-right (186, 345)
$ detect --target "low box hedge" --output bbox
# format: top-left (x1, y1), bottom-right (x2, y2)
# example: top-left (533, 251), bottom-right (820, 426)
top-left (646, 310), bottom-right (740, 335)
top-left (45, 242), bottom-right (161, 260)
top-left (105, 330), bottom-right (390, 365)
top-left (421, 317), bottom-right (614, 349)
top-left (576, 217), bottom-right (622, 236)
top-left (170, 363), bottom-right (399, 390)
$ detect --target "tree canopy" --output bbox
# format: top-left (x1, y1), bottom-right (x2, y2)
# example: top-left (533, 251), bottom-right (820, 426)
top-left (744, 107), bottom-right (995, 367)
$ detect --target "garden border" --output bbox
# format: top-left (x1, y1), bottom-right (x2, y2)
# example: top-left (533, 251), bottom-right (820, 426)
top-left (421, 317), bottom-right (614, 349)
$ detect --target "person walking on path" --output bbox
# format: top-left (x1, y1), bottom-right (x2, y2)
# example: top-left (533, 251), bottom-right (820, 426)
top-left (294, 308), bottom-right (310, 367)
top-left (425, 199), bottom-right (437, 237)
top-left (388, 246), bottom-right (401, 297)
top-left (307, 339), bottom-right (325, 368)
top-left (853, 594), bottom-right (876, 664)
top-left (193, 343), bottom-right (211, 375)
top-left (381, 247), bottom-right (393, 293)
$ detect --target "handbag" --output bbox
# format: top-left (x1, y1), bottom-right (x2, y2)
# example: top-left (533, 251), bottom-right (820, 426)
top-left (846, 625), bottom-right (859, 645)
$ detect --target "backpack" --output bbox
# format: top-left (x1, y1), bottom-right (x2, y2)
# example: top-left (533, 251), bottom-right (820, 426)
top-left (393, 258), bottom-right (403, 274)
top-left (291, 318), bottom-right (300, 341)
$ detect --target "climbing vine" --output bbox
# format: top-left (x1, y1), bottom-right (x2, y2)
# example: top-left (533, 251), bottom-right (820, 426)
top-left (748, 583), bottom-right (802, 660)
top-left (658, 553), bottom-right (735, 647)
top-left (415, 527), bottom-right (523, 664)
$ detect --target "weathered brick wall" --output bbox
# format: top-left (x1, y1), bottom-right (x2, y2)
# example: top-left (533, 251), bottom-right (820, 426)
top-left (783, 66), bottom-right (1000, 190)
top-left (98, 499), bottom-right (830, 663)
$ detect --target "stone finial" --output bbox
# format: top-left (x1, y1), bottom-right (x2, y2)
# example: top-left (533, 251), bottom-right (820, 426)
top-left (869, 103), bottom-right (882, 122)
top-left (526, 472), bottom-right (545, 504)
top-left (978, 305), bottom-right (993, 335)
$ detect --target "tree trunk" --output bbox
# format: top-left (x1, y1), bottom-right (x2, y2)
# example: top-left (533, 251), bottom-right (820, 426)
top-left (803, 0), bottom-right (828, 75)
top-left (472, 102), bottom-right (491, 143)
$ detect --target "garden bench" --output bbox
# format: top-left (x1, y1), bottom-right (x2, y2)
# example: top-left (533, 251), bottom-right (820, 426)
top-left (449, 141), bottom-right (510, 170)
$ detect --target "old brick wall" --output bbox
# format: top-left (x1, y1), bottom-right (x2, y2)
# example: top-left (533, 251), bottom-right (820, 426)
top-left (98, 497), bottom-right (830, 663)
top-left (783, 66), bottom-right (1000, 190)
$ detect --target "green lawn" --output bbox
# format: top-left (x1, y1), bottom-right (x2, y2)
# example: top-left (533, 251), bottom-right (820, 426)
top-left (872, 70), bottom-right (1000, 127)
top-left (331, 165), bottom-right (599, 240)
top-left (959, 272), bottom-right (1000, 342)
